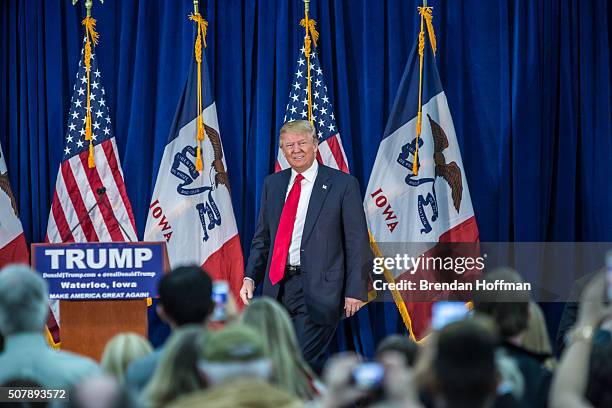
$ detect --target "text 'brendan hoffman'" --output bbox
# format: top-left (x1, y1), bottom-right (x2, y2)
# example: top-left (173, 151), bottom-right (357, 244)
top-left (373, 279), bottom-right (532, 292)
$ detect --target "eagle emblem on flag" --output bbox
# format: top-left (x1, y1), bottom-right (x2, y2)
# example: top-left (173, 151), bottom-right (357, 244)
top-left (0, 172), bottom-right (18, 217)
top-left (205, 123), bottom-right (230, 191)
top-left (429, 114), bottom-right (463, 212)
top-left (396, 115), bottom-right (464, 234)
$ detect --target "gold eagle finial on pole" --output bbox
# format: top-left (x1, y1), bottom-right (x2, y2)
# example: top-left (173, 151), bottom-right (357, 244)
top-left (72, 0), bottom-right (104, 18)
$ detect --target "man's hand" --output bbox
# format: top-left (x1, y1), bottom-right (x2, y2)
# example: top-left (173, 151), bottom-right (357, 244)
top-left (239, 278), bottom-right (254, 305)
top-left (344, 297), bottom-right (364, 318)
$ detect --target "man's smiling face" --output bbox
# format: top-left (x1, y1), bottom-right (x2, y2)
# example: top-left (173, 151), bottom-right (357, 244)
top-left (281, 130), bottom-right (318, 173)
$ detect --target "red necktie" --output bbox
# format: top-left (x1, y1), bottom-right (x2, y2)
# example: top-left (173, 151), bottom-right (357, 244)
top-left (269, 173), bottom-right (304, 285)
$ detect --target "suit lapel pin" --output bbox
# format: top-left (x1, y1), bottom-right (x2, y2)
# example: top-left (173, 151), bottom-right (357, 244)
top-left (322, 184), bottom-right (328, 190)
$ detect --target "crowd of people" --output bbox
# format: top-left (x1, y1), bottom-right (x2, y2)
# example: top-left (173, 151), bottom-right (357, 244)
top-left (0, 263), bottom-right (611, 407)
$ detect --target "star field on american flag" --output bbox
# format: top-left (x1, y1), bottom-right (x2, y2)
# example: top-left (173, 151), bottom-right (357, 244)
top-left (63, 40), bottom-right (112, 160)
top-left (277, 45), bottom-right (349, 173)
top-left (284, 47), bottom-right (338, 142)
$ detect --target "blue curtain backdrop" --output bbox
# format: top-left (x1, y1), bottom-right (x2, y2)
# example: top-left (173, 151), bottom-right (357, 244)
top-left (1, 0), bottom-right (611, 354)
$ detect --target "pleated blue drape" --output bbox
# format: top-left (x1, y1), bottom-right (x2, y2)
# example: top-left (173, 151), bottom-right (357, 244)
top-left (2, 0), bottom-right (611, 353)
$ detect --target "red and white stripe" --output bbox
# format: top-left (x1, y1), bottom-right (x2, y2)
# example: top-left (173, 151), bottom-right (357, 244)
top-left (47, 139), bottom-right (136, 244)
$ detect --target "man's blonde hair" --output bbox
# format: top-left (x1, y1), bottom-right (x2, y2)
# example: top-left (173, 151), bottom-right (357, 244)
top-left (279, 120), bottom-right (317, 145)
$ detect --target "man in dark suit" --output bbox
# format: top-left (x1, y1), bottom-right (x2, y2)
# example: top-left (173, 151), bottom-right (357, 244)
top-left (240, 120), bottom-right (371, 373)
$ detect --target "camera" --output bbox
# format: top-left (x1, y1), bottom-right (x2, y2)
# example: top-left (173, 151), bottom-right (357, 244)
top-left (431, 301), bottom-right (469, 330)
top-left (350, 362), bottom-right (385, 403)
top-left (211, 281), bottom-right (229, 322)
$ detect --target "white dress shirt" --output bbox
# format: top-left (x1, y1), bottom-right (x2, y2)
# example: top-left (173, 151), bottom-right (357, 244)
top-left (243, 161), bottom-right (319, 285)
top-left (286, 160), bottom-right (318, 266)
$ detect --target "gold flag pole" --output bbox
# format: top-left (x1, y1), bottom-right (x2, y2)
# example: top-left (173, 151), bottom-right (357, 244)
top-left (413, 0), bottom-right (436, 176)
top-left (300, 0), bottom-right (319, 125)
top-left (189, 0), bottom-right (209, 172)
top-left (72, 0), bottom-right (103, 168)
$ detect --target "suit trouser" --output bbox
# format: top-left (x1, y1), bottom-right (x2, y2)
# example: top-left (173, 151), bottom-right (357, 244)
top-left (279, 272), bottom-right (337, 375)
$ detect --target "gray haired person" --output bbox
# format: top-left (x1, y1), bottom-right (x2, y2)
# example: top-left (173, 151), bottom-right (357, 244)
top-left (0, 264), bottom-right (99, 388)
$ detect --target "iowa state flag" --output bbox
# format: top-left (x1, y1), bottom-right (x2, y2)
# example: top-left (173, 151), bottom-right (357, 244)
top-left (364, 8), bottom-right (478, 341)
top-left (144, 20), bottom-right (244, 297)
top-left (0, 142), bottom-right (28, 268)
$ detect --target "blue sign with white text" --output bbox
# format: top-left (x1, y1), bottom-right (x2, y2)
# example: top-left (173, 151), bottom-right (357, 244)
top-left (33, 242), bottom-right (166, 300)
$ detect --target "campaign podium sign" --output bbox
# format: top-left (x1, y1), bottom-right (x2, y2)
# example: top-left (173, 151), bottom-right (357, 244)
top-left (31, 242), bottom-right (169, 361)
top-left (33, 242), bottom-right (166, 300)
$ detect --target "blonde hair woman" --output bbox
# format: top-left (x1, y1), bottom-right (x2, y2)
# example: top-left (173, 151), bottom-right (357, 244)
top-left (100, 332), bottom-right (153, 382)
top-left (143, 325), bottom-right (206, 408)
top-left (241, 297), bottom-right (320, 400)
top-left (522, 301), bottom-right (556, 370)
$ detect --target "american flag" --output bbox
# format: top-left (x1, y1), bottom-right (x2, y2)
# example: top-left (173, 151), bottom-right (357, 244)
top-left (277, 46), bottom-right (349, 173)
top-left (45, 38), bottom-right (137, 343)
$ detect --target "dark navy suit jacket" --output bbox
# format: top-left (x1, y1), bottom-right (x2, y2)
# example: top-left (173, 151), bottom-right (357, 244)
top-left (245, 164), bottom-right (371, 325)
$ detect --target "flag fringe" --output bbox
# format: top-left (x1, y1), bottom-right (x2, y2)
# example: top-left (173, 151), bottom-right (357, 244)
top-left (368, 231), bottom-right (423, 343)
top-left (45, 326), bottom-right (60, 350)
